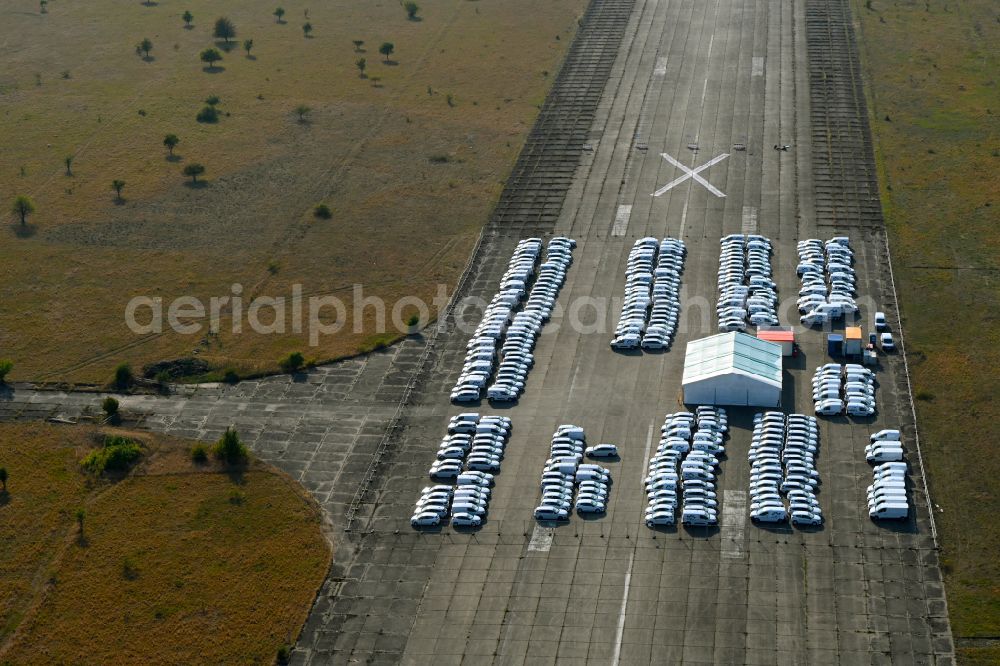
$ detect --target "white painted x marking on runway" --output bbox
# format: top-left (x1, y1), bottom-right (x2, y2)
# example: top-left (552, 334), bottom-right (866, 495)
top-left (652, 152), bottom-right (730, 198)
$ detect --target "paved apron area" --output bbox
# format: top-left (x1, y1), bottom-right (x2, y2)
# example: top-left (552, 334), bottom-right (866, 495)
top-left (0, 0), bottom-right (954, 663)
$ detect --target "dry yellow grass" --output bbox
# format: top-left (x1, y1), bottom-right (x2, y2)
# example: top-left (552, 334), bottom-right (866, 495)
top-left (0, 0), bottom-right (587, 383)
top-left (0, 422), bottom-right (331, 664)
top-left (852, 0), bottom-right (1000, 655)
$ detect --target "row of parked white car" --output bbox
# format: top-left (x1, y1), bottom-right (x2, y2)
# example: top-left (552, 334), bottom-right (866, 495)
top-left (749, 412), bottom-right (823, 525)
top-left (643, 407), bottom-right (728, 527)
top-left (412, 413), bottom-right (512, 528)
top-left (797, 237), bottom-right (860, 327)
top-left (609, 237), bottom-right (686, 350)
top-left (486, 236), bottom-right (576, 402)
top-left (717, 234), bottom-right (779, 332)
top-left (533, 425), bottom-right (616, 520)
top-left (451, 239), bottom-right (541, 402)
top-left (866, 429), bottom-right (909, 520)
top-left (813, 363), bottom-right (877, 417)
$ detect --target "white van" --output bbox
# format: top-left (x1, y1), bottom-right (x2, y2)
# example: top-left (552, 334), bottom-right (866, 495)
top-left (866, 447), bottom-right (904, 464)
top-left (869, 502), bottom-right (909, 520)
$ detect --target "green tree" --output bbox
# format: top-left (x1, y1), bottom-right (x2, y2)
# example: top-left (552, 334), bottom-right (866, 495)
top-left (352, 39), bottom-right (364, 52)
top-left (279, 351), bottom-right (305, 373)
top-left (138, 37), bottom-right (153, 59)
top-left (273, 7), bottom-right (285, 23)
top-left (243, 38), bottom-right (254, 56)
top-left (404, 2), bottom-right (420, 20)
top-left (213, 17), bottom-right (236, 44)
top-left (75, 508), bottom-right (86, 534)
top-left (295, 104), bottom-right (311, 122)
top-left (182, 10), bottom-right (193, 27)
top-left (200, 48), bottom-right (223, 69)
top-left (0, 467), bottom-right (7, 493)
top-left (183, 163), bottom-right (206, 183)
top-left (314, 203), bottom-right (331, 219)
top-left (205, 94), bottom-right (220, 106)
top-left (114, 363), bottom-right (133, 389)
top-left (356, 57), bottom-right (366, 77)
top-left (102, 396), bottom-right (120, 424)
top-left (213, 427), bottom-right (248, 464)
top-left (11, 195), bottom-right (34, 226)
top-left (64, 155), bottom-right (73, 175)
top-left (40, 0), bottom-right (47, 14)
top-left (0, 359), bottom-right (13, 382)
top-left (379, 42), bottom-right (394, 63)
top-left (111, 179), bottom-right (126, 201)
top-left (163, 133), bottom-right (179, 155)
top-left (302, 22), bottom-right (312, 37)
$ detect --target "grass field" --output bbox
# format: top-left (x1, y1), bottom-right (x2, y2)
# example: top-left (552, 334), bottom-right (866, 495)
top-left (0, 422), bottom-right (330, 663)
top-left (0, 0), bottom-right (587, 384)
top-left (851, 0), bottom-right (1000, 660)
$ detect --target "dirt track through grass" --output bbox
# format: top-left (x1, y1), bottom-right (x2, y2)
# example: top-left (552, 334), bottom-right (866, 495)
top-left (0, 0), bottom-right (587, 383)
top-left (852, 0), bottom-right (1000, 661)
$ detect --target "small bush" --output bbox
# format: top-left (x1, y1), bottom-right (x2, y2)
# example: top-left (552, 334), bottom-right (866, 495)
top-left (205, 95), bottom-right (220, 106)
top-left (314, 203), bottom-right (332, 219)
top-left (406, 313), bottom-right (420, 327)
top-left (102, 397), bottom-right (120, 424)
top-left (191, 442), bottom-right (209, 463)
top-left (228, 488), bottom-right (246, 505)
top-left (279, 351), bottom-right (305, 373)
top-left (122, 557), bottom-right (140, 580)
top-left (916, 390), bottom-right (935, 401)
top-left (0, 359), bottom-right (13, 383)
top-left (196, 105), bottom-right (220, 123)
top-left (223, 369), bottom-right (239, 384)
top-left (113, 363), bottom-right (133, 390)
top-left (213, 427), bottom-right (248, 464)
top-left (82, 435), bottom-right (142, 475)
top-left (276, 645), bottom-right (290, 665)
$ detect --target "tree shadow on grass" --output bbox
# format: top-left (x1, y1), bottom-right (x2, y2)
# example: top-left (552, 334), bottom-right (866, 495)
top-left (202, 66), bottom-right (225, 74)
top-left (166, 154), bottom-right (182, 163)
top-left (183, 180), bottom-right (210, 189)
top-left (383, 59), bottom-right (399, 66)
top-left (113, 198), bottom-right (126, 206)
top-left (0, 490), bottom-right (9, 507)
top-left (216, 41), bottom-right (237, 53)
top-left (183, 24), bottom-right (194, 31)
top-left (10, 223), bottom-right (37, 238)
top-left (246, 54), bottom-right (257, 61)
top-left (141, 55), bottom-right (156, 63)
top-left (76, 532), bottom-right (90, 548)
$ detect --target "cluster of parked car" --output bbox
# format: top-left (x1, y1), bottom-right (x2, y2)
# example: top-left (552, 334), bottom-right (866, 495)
top-left (533, 425), bottom-right (615, 520)
top-left (643, 407), bottom-right (728, 527)
top-left (609, 237), bottom-right (687, 350)
top-left (866, 428), bottom-right (903, 463)
top-left (797, 237), bottom-right (860, 327)
top-left (873, 311), bottom-right (895, 351)
top-left (486, 237), bottom-right (575, 402)
top-left (749, 412), bottom-right (823, 525)
top-left (717, 234), bottom-right (779, 331)
top-left (451, 238), bottom-right (541, 402)
top-left (867, 430), bottom-right (908, 520)
top-left (812, 363), bottom-right (877, 417)
top-left (413, 413), bottom-right (511, 528)
top-left (868, 466), bottom-right (908, 519)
